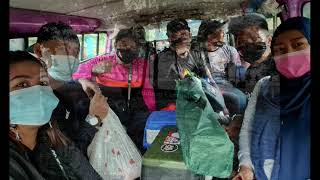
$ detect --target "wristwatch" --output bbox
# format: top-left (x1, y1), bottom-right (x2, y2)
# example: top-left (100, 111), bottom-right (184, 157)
top-left (85, 114), bottom-right (99, 126)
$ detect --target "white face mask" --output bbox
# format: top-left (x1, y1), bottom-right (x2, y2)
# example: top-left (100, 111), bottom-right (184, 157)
top-left (46, 55), bottom-right (79, 81)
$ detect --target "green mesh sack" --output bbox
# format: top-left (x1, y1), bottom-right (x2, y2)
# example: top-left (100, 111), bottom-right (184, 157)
top-left (175, 75), bottom-right (234, 178)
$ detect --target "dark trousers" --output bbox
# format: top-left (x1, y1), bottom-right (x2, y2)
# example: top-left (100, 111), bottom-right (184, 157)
top-left (214, 77), bottom-right (248, 116)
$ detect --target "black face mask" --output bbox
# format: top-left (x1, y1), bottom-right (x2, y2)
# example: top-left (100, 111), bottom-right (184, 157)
top-left (207, 41), bottom-right (225, 52)
top-left (213, 41), bottom-right (224, 47)
top-left (116, 49), bottom-right (138, 64)
top-left (237, 42), bottom-right (267, 64)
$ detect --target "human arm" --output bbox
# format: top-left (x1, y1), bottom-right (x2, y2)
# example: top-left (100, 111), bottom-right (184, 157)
top-left (72, 56), bottom-right (115, 80)
top-left (142, 60), bottom-right (156, 111)
top-left (227, 46), bottom-right (242, 85)
top-left (88, 92), bottom-right (109, 123)
top-left (233, 76), bottom-right (271, 180)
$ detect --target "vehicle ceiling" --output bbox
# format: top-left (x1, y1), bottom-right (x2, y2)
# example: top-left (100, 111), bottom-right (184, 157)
top-left (10, 0), bottom-right (243, 31)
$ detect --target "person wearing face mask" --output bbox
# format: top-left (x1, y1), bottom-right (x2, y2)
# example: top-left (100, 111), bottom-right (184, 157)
top-left (232, 17), bottom-right (310, 180)
top-left (152, 18), bottom-right (211, 110)
top-left (199, 20), bottom-right (241, 81)
top-left (9, 51), bottom-right (103, 180)
top-left (73, 28), bottom-right (155, 153)
top-left (33, 22), bottom-right (99, 93)
top-left (229, 13), bottom-right (275, 94)
top-left (33, 24), bottom-right (80, 82)
top-left (74, 28), bottom-right (155, 112)
top-left (33, 22), bottom-right (109, 157)
top-left (197, 19), bottom-right (248, 116)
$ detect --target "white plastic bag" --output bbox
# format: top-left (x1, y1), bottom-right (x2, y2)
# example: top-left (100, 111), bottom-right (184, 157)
top-left (87, 108), bottom-right (142, 180)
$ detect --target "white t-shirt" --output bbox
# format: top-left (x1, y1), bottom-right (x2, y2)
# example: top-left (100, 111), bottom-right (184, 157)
top-left (207, 45), bottom-right (241, 75)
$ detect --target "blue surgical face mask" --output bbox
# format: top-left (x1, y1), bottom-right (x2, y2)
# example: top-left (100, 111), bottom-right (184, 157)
top-left (10, 85), bottom-right (59, 125)
top-left (46, 55), bottom-right (79, 81)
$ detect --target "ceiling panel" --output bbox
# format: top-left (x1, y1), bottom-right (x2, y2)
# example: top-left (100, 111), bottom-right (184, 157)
top-left (10, 0), bottom-right (104, 14)
top-left (10, 0), bottom-right (243, 30)
top-left (72, 0), bottom-right (242, 30)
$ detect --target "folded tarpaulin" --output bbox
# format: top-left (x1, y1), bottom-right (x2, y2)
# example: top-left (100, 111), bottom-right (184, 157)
top-left (175, 75), bottom-right (234, 178)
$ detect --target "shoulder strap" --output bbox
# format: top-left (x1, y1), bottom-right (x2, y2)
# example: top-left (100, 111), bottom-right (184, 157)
top-left (200, 50), bottom-right (209, 65)
top-left (153, 53), bottom-right (159, 89)
top-left (50, 148), bottom-right (69, 180)
top-left (127, 64), bottom-right (133, 109)
top-left (174, 52), bottom-right (182, 78)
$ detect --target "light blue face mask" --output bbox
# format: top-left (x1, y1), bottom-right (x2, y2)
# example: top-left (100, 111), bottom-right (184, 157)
top-left (10, 85), bottom-right (59, 125)
top-left (47, 55), bottom-right (80, 81)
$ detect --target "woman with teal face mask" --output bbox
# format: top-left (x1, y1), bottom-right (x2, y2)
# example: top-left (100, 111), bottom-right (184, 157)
top-left (9, 51), bottom-right (103, 180)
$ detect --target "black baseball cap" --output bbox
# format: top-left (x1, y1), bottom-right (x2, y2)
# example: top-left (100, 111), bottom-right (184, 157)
top-left (205, 20), bottom-right (228, 37)
top-left (167, 18), bottom-right (190, 34)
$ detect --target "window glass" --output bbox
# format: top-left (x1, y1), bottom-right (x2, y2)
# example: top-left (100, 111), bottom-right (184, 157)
top-left (108, 39), bottom-right (115, 54)
top-left (145, 23), bottom-right (167, 41)
top-left (98, 33), bottom-right (107, 55)
top-left (155, 40), bottom-right (170, 53)
top-left (10, 38), bottom-right (25, 51)
top-left (302, 2), bottom-right (310, 19)
top-left (77, 35), bottom-right (84, 61)
top-left (145, 19), bottom-right (202, 41)
top-left (188, 19), bottom-right (202, 37)
top-left (83, 34), bottom-right (98, 60)
top-left (266, 16), bottom-right (281, 33)
top-left (28, 37), bottom-right (37, 47)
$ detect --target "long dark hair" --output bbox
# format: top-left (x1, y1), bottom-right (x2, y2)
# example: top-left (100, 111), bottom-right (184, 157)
top-left (9, 51), bottom-right (71, 150)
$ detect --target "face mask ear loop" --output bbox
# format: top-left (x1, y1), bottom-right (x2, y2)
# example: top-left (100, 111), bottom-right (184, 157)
top-left (10, 126), bottom-right (21, 141)
top-left (62, 38), bottom-right (75, 79)
top-left (68, 56), bottom-right (74, 79)
top-left (50, 54), bottom-right (55, 68)
top-left (49, 121), bottom-right (53, 129)
top-left (41, 52), bottom-right (53, 68)
top-left (116, 49), bottom-right (125, 63)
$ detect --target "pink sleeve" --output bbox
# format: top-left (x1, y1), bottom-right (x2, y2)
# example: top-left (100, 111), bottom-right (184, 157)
top-left (72, 55), bottom-right (114, 80)
top-left (142, 61), bottom-right (156, 111)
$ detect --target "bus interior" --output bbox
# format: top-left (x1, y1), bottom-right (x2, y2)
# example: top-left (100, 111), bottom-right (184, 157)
top-left (9, 0), bottom-right (311, 179)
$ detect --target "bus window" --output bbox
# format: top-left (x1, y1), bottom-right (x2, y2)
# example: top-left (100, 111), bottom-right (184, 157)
top-left (187, 20), bottom-right (202, 37)
top-left (145, 23), bottom-right (167, 42)
top-left (107, 37), bottom-right (114, 54)
top-left (145, 19), bottom-right (203, 52)
top-left (83, 33), bottom-right (98, 60)
top-left (155, 40), bottom-right (170, 52)
top-left (302, 1), bottom-right (310, 18)
top-left (9, 38), bottom-right (25, 51)
top-left (98, 33), bottom-right (107, 56)
top-left (79, 32), bottom-right (108, 62)
top-left (28, 37), bottom-right (37, 47)
top-left (266, 16), bottom-right (281, 33)
top-left (145, 20), bottom-right (202, 42)
top-left (77, 34), bottom-right (83, 61)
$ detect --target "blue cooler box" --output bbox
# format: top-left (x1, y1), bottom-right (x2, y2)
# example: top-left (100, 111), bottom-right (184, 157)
top-left (143, 111), bottom-right (176, 149)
